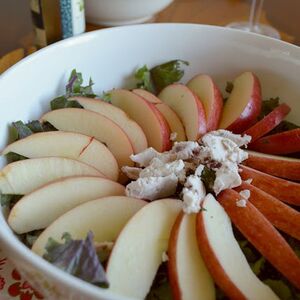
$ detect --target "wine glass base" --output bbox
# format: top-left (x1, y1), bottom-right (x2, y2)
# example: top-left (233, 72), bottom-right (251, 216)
top-left (226, 21), bottom-right (281, 39)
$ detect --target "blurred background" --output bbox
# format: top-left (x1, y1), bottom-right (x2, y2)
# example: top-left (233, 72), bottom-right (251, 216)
top-left (0, 0), bottom-right (300, 57)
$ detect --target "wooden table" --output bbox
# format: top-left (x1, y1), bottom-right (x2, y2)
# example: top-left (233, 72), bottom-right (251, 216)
top-left (1, 0), bottom-right (300, 73)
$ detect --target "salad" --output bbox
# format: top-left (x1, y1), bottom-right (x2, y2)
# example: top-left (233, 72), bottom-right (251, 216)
top-left (0, 60), bottom-right (300, 300)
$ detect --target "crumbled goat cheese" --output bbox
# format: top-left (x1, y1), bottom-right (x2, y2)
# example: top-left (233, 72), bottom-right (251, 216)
top-left (125, 129), bottom-right (250, 213)
top-left (236, 199), bottom-right (248, 207)
top-left (239, 189), bottom-right (251, 200)
top-left (121, 166), bottom-right (142, 180)
top-left (170, 132), bottom-right (177, 141)
top-left (213, 161), bottom-right (242, 195)
top-left (162, 252), bottom-right (169, 262)
top-left (182, 175), bottom-right (206, 214)
top-left (125, 174), bottom-right (178, 200)
top-left (130, 147), bottom-right (160, 167)
top-left (244, 178), bottom-right (253, 184)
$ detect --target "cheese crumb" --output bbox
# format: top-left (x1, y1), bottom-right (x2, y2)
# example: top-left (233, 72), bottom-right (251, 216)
top-left (236, 199), bottom-right (247, 207)
top-left (170, 132), bottom-right (177, 141)
top-left (130, 147), bottom-right (160, 167)
top-left (239, 189), bottom-right (251, 200)
top-left (244, 178), bottom-right (253, 184)
top-left (162, 251), bottom-right (169, 262)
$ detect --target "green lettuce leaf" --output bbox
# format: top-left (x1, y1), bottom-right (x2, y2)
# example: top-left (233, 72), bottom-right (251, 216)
top-left (50, 96), bottom-right (83, 110)
top-left (135, 60), bottom-right (189, 94)
top-left (200, 166), bottom-right (216, 194)
top-left (0, 194), bottom-right (22, 208)
top-left (43, 232), bottom-right (109, 288)
top-left (263, 280), bottom-right (293, 300)
top-left (259, 97), bottom-right (280, 120)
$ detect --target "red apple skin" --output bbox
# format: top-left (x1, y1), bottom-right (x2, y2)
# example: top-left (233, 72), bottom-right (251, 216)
top-left (234, 182), bottom-right (300, 240)
top-left (239, 165), bottom-right (300, 206)
top-left (168, 212), bottom-right (184, 300)
top-left (196, 205), bottom-right (247, 300)
top-left (187, 74), bottom-right (223, 131)
top-left (193, 91), bottom-right (208, 138)
top-left (224, 72), bottom-right (262, 133)
top-left (244, 103), bottom-right (291, 142)
top-left (248, 128), bottom-right (300, 155)
top-left (218, 189), bottom-right (300, 289)
top-left (243, 151), bottom-right (300, 181)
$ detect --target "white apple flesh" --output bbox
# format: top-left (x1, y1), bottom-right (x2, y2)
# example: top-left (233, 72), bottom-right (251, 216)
top-left (158, 84), bottom-right (207, 140)
top-left (168, 213), bottom-right (215, 300)
top-left (196, 194), bottom-right (279, 300)
top-left (8, 176), bottom-right (125, 234)
top-left (187, 74), bottom-right (223, 131)
top-left (40, 108), bottom-right (135, 176)
top-left (32, 196), bottom-right (147, 256)
top-left (2, 131), bottom-right (119, 181)
top-left (69, 96), bottom-right (148, 154)
top-left (219, 72), bottom-right (261, 133)
top-left (109, 89), bottom-right (171, 152)
top-left (0, 157), bottom-right (103, 195)
top-left (106, 199), bottom-right (182, 300)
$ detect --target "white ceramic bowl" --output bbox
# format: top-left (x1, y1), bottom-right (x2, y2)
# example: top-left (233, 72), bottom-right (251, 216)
top-left (0, 24), bottom-right (300, 300)
top-left (85, 0), bottom-right (174, 26)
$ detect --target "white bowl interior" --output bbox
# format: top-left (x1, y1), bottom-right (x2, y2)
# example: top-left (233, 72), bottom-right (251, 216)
top-left (0, 24), bottom-right (300, 299)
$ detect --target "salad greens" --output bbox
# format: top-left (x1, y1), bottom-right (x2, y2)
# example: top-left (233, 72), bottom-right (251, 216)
top-left (44, 232), bottom-right (109, 288)
top-left (135, 60), bottom-right (189, 94)
top-left (200, 166), bottom-right (216, 194)
top-left (0, 194), bottom-right (22, 209)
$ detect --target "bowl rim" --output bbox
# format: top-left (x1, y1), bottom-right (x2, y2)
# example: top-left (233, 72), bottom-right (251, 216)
top-left (0, 23), bottom-right (300, 299)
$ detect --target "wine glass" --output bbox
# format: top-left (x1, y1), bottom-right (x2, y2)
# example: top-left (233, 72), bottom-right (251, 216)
top-left (227, 0), bottom-right (280, 39)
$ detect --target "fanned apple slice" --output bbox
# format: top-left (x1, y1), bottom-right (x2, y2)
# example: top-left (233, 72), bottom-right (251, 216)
top-left (32, 196), bottom-right (146, 256)
top-left (187, 74), bottom-right (223, 131)
top-left (168, 212), bottom-right (215, 300)
top-left (133, 89), bottom-right (186, 141)
top-left (244, 103), bottom-right (291, 142)
top-left (69, 96), bottom-right (147, 154)
top-left (196, 194), bottom-right (278, 300)
top-left (158, 84), bottom-right (207, 140)
top-left (0, 157), bottom-right (102, 195)
top-left (8, 176), bottom-right (125, 234)
top-left (218, 189), bottom-right (300, 289)
top-left (40, 108), bottom-right (134, 176)
top-left (235, 182), bottom-right (300, 240)
top-left (109, 89), bottom-right (171, 152)
top-left (243, 150), bottom-right (300, 181)
top-left (240, 165), bottom-right (300, 206)
top-left (249, 128), bottom-right (300, 155)
top-left (2, 131), bottom-right (118, 181)
top-left (106, 199), bottom-right (182, 300)
top-left (219, 72), bottom-right (262, 133)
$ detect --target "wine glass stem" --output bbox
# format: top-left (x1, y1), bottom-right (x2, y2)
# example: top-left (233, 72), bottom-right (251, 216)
top-left (249, 0), bottom-right (264, 32)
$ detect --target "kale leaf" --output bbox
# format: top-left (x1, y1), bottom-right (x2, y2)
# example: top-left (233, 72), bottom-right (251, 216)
top-left (135, 60), bottom-right (189, 94)
top-left (43, 232), bottom-right (109, 288)
top-left (200, 166), bottom-right (216, 194)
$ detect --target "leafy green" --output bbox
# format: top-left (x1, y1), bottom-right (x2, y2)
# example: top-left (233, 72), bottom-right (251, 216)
top-left (200, 166), bottom-right (216, 193)
top-left (225, 81), bottom-right (234, 93)
top-left (135, 60), bottom-right (189, 94)
top-left (264, 280), bottom-right (293, 300)
top-left (19, 230), bottom-right (43, 248)
top-left (258, 97), bottom-right (280, 120)
top-left (10, 120), bottom-right (57, 141)
top-left (43, 232), bottom-right (108, 288)
top-left (5, 152), bottom-right (28, 163)
top-left (50, 69), bottom-right (97, 110)
top-left (102, 91), bottom-right (112, 103)
top-left (0, 194), bottom-right (22, 208)
top-left (146, 262), bottom-right (173, 300)
top-left (269, 120), bottom-right (300, 135)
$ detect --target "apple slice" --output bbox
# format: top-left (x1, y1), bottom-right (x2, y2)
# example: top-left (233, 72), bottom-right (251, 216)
top-left (106, 199), bottom-right (182, 300)
top-left (196, 194), bottom-right (278, 300)
top-left (133, 89), bottom-right (186, 141)
top-left (218, 189), bottom-right (300, 289)
top-left (32, 196), bottom-right (147, 256)
top-left (219, 72), bottom-right (262, 133)
top-left (244, 103), bottom-right (291, 142)
top-left (187, 74), bottom-right (223, 131)
top-left (109, 89), bottom-right (171, 152)
top-left (0, 157), bottom-right (102, 195)
top-left (40, 108), bottom-right (134, 176)
top-left (132, 88), bottom-right (162, 104)
top-left (69, 96), bottom-right (147, 153)
top-left (2, 131), bottom-right (119, 181)
top-left (243, 150), bottom-right (300, 181)
top-left (240, 165), bottom-right (300, 206)
top-left (234, 182), bottom-right (300, 240)
top-left (168, 212), bottom-right (215, 300)
top-left (248, 128), bottom-right (300, 155)
top-left (158, 84), bottom-right (207, 140)
top-left (8, 176), bottom-right (125, 234)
